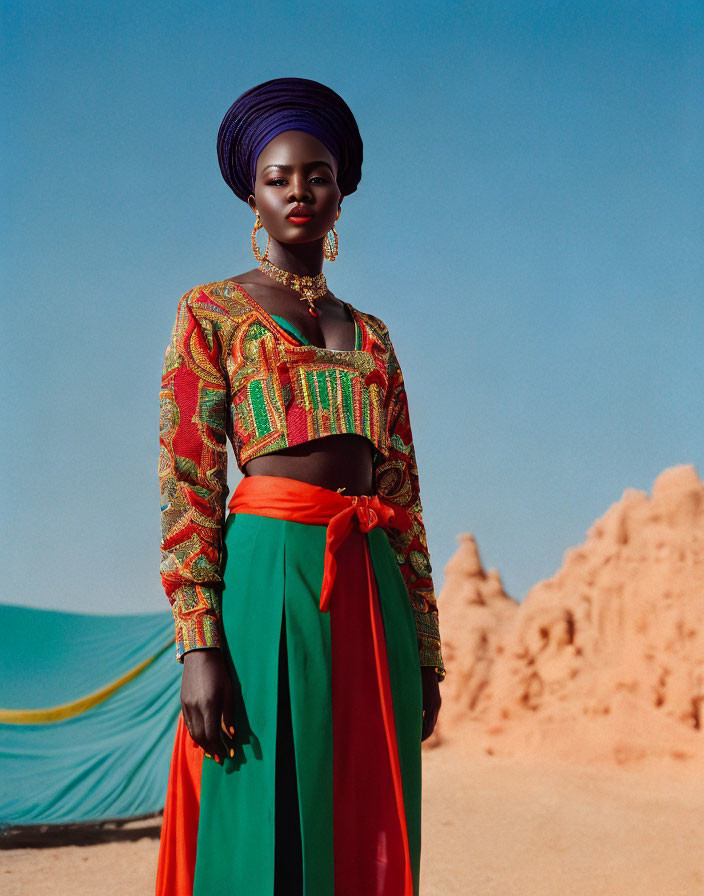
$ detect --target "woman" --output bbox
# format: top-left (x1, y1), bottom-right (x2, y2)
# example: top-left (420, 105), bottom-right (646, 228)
top-left (155, 77), bottom-right (444, 896)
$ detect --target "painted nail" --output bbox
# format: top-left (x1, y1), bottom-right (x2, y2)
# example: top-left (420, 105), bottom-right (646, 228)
top-left (229, 748), bottom-right (234, 758)
top-left (205, 753), bottom-right (212, 759)
top-left (229, 725), bottom-right (235, 736)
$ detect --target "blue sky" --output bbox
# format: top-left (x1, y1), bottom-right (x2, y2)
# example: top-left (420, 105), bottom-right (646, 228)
top-left (2, 0), bottom-right (702, 618)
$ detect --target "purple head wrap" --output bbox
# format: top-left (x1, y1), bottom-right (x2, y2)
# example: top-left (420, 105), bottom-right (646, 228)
top-left (217, 77), bottom-right (363, 202)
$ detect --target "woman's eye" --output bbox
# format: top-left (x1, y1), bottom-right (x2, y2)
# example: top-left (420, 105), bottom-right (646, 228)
top-left (267, 176), bottom-right (329, 186)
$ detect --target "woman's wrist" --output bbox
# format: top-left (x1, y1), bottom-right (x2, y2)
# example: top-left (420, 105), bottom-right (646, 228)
top-left (421, 664), bottom-right (445, 684)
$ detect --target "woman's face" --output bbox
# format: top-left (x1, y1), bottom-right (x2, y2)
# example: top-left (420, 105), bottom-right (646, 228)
top-left (250, 129), bottom-right (342, 247)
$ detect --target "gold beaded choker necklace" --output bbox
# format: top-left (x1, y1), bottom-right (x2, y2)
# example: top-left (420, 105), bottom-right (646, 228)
top-left (258, 259), bottom-right (327, 316)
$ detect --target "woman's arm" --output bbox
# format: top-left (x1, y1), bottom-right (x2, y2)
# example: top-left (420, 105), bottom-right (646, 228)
top-left (373, 322), bottom-right (445, 684)
top-left (159, 287), bottom-right (230, 661)
top-left (159, 286), bottom-right (236, 761)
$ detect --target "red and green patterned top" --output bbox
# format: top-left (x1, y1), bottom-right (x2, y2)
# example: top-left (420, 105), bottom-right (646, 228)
top-left (159, 278), bottom-right (445, 680)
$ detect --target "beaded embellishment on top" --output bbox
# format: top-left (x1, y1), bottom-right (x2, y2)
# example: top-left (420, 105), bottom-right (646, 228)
top-left (158, 278), bottom-right (445, 680)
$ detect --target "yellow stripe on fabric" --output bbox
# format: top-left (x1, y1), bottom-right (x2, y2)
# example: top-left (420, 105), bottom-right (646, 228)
top-left (0, 638), bottom-right (175, 725)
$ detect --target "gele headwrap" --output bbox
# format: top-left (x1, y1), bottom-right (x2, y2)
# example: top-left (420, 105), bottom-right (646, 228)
top-left (217, 77), bottom-right (363, 202)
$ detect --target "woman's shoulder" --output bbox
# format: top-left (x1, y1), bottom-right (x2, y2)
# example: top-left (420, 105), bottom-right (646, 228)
top-left (344, 300), bottom-right (390, 341)
top-left (174, 274), bottom-right (258, 326)
top-left (355, 308), bottom-right (398, 360)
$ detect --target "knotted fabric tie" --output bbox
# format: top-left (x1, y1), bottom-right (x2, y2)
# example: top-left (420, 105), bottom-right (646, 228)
top-left (320, 494), bottom-right (402, 612)
top-left (227, 475), bottom-right (411, 613)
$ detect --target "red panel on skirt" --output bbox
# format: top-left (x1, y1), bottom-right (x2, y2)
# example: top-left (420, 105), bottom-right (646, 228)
top-left (154, 712), bottom-right (204, 896)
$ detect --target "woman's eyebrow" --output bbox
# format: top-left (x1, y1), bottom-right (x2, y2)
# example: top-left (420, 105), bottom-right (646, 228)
top-left (262, 161), bottom-right (334, 173)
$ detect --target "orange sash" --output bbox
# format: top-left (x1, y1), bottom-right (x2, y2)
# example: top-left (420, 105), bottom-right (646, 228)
top-left (228, 474), bottom-right (411, 613)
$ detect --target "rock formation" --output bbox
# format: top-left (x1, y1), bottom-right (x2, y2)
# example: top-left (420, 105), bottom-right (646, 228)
top-left (432, 464), bottom-right (704, 766)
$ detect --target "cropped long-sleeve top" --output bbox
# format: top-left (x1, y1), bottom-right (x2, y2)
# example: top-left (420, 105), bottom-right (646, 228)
top-left (159, 278), bottom-right (445, 681)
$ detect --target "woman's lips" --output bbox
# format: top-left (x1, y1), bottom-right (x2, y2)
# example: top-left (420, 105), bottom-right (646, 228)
top-left (287, 206), bottom-right (314, 225)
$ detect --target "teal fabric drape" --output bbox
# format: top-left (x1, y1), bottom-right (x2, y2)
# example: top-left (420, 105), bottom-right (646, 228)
top-left (0, 603), bottom-right (180, 828)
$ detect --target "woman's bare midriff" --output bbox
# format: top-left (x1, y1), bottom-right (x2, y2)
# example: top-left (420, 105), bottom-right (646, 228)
top-left (242, 433), bottom-right (375, 496)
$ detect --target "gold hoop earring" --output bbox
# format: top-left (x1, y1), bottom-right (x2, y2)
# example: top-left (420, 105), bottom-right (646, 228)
top-left (323, 208), bottom-right (341, 262)
top-left (251, 212), bottom-right (270, 262)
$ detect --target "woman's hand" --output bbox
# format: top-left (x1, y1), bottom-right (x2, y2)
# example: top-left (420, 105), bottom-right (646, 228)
top-left (181, 647), bottom-right (237, 763)
top-left (421, 666), bottom-right (442, 741)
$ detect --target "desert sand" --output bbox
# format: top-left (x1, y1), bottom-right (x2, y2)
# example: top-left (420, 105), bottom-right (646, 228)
top-left (3, 751), bottom-right (702, 895)
top-left (2, 464), bottom-right (703, 894)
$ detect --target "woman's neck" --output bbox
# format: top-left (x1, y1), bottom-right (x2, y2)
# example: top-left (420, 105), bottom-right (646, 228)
top-left (265, 239), bottom-right (324, 277)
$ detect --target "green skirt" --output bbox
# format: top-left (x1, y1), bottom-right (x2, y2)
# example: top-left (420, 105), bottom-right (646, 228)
top-left (157, 487), bottom-right (423, 896)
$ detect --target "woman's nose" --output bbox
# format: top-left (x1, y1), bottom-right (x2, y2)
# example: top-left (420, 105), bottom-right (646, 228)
top-left (287, 175), bottom-right (312, 201)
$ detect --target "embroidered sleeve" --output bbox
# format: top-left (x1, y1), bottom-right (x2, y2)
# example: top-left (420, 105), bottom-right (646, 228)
top-left (373, 324), bottom-right (445, 681)
top-left (159, 288), bottom-right (230, 662)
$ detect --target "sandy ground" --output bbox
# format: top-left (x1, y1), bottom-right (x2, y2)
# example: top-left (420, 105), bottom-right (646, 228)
top-left (418, 747), bottom-right (704, 896)
top-left (2, 744), bottom-right (703, 896)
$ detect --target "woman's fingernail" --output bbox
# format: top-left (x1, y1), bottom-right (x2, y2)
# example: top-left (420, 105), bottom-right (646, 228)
top-left (214, 754), bottom-right (221, 764)
top-left (229, 748), bottom-right (234, 758)
top-left (205, 753), bottom-right (212, 759)
top-left (229, 726), bottom-right (235, 736)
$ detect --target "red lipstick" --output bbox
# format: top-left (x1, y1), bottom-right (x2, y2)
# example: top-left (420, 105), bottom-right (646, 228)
top-left (287, 205), bottom-right (314, 225)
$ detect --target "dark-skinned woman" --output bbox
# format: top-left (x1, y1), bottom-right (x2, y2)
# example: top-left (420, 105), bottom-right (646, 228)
top-left (154, 77), bottom-right (445, 896)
